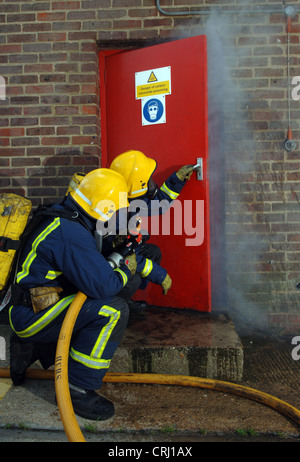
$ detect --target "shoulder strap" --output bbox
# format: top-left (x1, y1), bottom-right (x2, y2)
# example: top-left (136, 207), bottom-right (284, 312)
top-left (0, 203), bottom-right (90, 312)
top-left (12, 204), bottom-right (90, 285)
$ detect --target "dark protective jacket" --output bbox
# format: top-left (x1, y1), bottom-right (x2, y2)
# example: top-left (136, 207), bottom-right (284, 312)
top-left (13, 196), bottom-right (167, 306)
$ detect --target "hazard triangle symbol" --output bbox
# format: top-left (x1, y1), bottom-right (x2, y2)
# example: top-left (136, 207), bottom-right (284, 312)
top-left (148, 71), bottom-right (158, 83)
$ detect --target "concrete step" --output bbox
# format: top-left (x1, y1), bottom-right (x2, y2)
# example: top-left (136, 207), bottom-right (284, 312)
top-left (0, 307), bottom-right (244, 383)
top-left (110, 307), bottom-right (244, 382)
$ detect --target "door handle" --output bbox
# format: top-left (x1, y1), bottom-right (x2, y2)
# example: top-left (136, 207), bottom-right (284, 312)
top-left (193, 158), bottom-right (203, 180)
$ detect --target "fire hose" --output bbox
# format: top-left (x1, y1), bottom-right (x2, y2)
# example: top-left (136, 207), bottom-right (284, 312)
top-left (1, 291), bottom-right (300, 442)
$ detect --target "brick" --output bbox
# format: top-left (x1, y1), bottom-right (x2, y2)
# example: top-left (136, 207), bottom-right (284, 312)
top-left (52, 2), bottom-right (81, 9)
top-left (0, 167), bottom-right (26, 177)
top-left (41, 137), bottom-right (70, 145)
top-left (28, 187), bottom-right (57, 197)
top-left (113, 19), bottom-right (142, 28)
top-left (55, 106), bottom-right (79, 115)
top-left (10, 75), bottom-right (38, 84)
top-left (0, 148), bottom-right (25, 157)
top-left (67, 11), bottom-right (95, 20)
top-left (54, 84), bottom-right (80, 93)
top-left (10, 118), bottom-right (38, 126)
top-left (82, 0), bottom-right (111, 7)
top-left (10, 96), bottom-right (39, 105)
top-left (54, 63), bottom-right (79, 72)
top-left (23, 43), bottom-right (51, 52)
top-left (23, 23), bottom-right (52, 32)
top-left (0, 44), bottom-right (22, 53)
top-left (5, 86), bottom-right (23, 96)
top-left (37, 12), bottom-right (66, 21)
top-left (9, 54), bottom-right (38, 64)
top-left (11, 137), bottom-right (40, 146)
top-left (0, 65), bottom-right (23, 74)
top-left (38, 32), bottom-right (67, 42)
top-left (24, 106), bottom-right (52, 115)
top-left (27, 147), bottom-right (55, 157)
top-left (26, 127), bottom-right (55, 136)
top-left (81, 105), bottom-right (98, 114)
top-left (7, 13), bottom-right (36, 22)
top-left (68, 31), bottom-right (97, 41)
top-left (57, 126), bottom-right (80, 135)
top-left (25, 85), bottom-right (54, 94)
top-left (0, 138), bottom-right (10, 147)
top-left (24, 64), bottom-right (53, 73)
top-left (39, 53), bottom-right (68, 62)
top-left (73, 155), bottom-right (98, 165)
top-left (40, 95), bottom-right (69, 104)
top-left (52, 21), bottom-right (81, 31)
top-left (41, 116), bottom-right (69, 125)
top-left (8, 34), bottom-right (36, 43)
top-left (21, 2), bottom-right (51, 11)
top-left (72, 135), bottom-right (96, 145)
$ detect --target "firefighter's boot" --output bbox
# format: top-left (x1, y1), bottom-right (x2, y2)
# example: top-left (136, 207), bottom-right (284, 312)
top-left (69, 384), bottom-right (115, 421)
top-left (10, 332), bottom-right (39, 386)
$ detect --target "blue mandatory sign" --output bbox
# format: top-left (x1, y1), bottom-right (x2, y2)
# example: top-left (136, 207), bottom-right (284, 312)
top-left (143, 98), bottom-right (164, 123)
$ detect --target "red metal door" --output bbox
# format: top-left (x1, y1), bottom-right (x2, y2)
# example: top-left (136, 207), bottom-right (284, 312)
top-left (99, 36), bottom-right (211, 311)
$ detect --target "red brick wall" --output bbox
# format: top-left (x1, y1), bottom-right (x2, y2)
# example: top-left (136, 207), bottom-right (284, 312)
top-left (1, 0), bottom-right (300, 331)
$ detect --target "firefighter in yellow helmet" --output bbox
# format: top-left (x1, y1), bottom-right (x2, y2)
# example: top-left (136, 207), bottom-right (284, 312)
top-left (109, 150), bottom-right (157, 199)
top-left (9, 168), bottom-right (134, 421)
top-left (109, 150), bottom-right (195, 309)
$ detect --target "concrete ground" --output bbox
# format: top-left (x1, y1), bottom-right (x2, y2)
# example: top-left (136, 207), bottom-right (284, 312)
top-left (0, 306), bottom-right (299, 443)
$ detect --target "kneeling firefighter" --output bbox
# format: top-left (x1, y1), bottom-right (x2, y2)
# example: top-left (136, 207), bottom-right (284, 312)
top-left (109, 150), bottom-right (195, 307)
top-left (9, 168), bottom-right (137, 421)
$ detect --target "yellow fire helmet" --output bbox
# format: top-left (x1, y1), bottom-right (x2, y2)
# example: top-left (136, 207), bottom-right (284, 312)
top-left (66, 172), bottom-right (86, 196)
top-left (70, 168), bottom-right (129, 222)
top-left (110, 150), bottom-right (157, 198)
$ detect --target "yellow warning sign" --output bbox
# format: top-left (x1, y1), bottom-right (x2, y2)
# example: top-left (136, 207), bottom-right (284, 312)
top-left (135, 66), bottom-right (171, 100)
top-left (148, 71), bottom-right (158, 83)
top-left (136, 81), bottom-right (170, 99)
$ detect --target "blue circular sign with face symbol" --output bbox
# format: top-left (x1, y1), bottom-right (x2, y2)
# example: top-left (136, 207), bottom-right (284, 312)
top-left (143, 98), bottom-right (164, 124)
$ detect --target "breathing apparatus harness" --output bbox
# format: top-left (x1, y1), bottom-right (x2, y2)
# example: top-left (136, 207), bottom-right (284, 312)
top-left (1, 202), bottom-right (142, 313)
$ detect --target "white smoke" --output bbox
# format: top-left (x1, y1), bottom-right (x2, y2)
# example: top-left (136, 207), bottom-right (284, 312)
top-left (190, 6), bottom-right (298, 334)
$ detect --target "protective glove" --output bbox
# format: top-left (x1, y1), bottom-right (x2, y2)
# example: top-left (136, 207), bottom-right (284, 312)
top-left (161, 273), bottom-right (172, 295)
top-left (125, 253), bottom-right (137, 276)
top-left (176, 165), bottom-right (194, 182)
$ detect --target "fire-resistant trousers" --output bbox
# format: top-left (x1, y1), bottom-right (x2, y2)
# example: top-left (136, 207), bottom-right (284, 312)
top-left (9, 296), bottom-right (129, 390)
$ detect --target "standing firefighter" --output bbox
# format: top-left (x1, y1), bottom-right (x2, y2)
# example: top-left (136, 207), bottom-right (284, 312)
top-left (109, 150), bottom-right (195, 307)
top-left (9, 169), bottom-right (135, 421)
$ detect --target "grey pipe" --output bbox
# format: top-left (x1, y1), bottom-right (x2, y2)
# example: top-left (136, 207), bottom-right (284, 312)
top-left (156, 0), bottom-right (297, 17)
